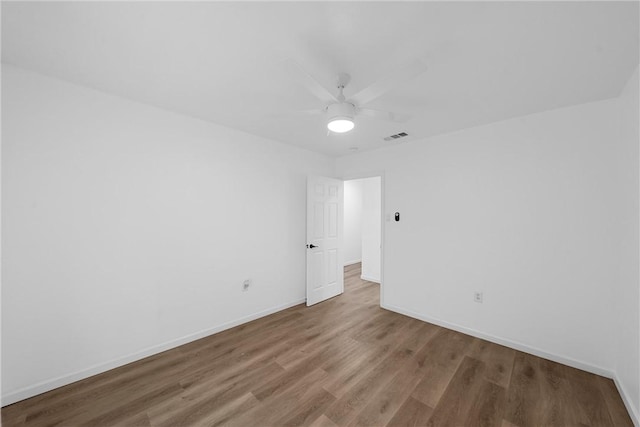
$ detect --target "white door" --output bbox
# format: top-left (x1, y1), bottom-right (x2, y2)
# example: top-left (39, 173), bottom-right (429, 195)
top-left (306, 176), bottom-right (344, 306)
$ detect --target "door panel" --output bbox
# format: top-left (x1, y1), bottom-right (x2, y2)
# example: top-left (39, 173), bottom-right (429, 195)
top-left (306, 176), bottom-right (344, 306)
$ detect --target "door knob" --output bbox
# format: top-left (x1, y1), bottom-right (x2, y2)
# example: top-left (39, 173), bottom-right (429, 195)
top-left (307, 244), bottom-right (318, 249)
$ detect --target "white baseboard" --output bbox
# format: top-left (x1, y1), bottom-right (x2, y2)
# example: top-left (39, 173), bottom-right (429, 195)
top-left (344, 259), bottom-right (362, 266)
top-left (360, 274), bottom-right (380, 284)
top-left (613, 375), bottom-right (640, 427)
top-left (1, 298), bottom-right (305, 407)
top-left (381, 303), bottom-right (614, 378)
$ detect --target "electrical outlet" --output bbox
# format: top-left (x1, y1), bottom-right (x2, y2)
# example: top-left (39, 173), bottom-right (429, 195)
top-left (474, 292), bottom-right (483, 303)
top-left (243, 279), bottom-right (251, 292)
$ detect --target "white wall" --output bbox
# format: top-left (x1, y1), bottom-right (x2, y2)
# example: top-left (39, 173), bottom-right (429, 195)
top-left (361, 177), bottom-right (381, 283)
top-left (343, 180), bottom-right (363, 265)
top-left (337, 97), bottom-right (623, 376)
top-left (1, 64), bottom-right (334, 404)
top-left (613, 66), bottom-right (640, 422)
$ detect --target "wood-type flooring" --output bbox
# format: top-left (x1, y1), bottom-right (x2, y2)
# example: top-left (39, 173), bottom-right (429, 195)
top-left (2, 263), bottom-right (633, 426)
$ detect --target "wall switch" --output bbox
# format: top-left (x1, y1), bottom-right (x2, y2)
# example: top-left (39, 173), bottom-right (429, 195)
top-left (473, 292), bottom-right (483, 303)
top-left (243, 279), bottom-right (251, 292)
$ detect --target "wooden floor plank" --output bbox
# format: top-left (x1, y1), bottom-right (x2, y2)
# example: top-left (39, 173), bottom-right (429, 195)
top-left (386, 396), bottom-right (434, 427)
top-left (596, 376), bottom-right (635, 426)
top-left (503, 351), bottom-right (544, 427)
top-left (349, 361), bottom-right (424, 427)
top-left (463, 380), bottom-right (506, 427)
top-left (425, 356), bottom-right (488, 426)
top-left (414, 327), bottom-right (473, 373)
top-left (410, 364), bottom-right (456, 408)
top-left (569, 378), bottom-right (614, 425)
top-left (1, 263), bottom-right (633, 427)
top-left (151, 361), bottom-right (283, 426)
top-left (309, 414), bottom-right (340, 427)
top-left (323, 347), bottom-right (415, 426)
top-left (466, 338), bottom-right (516, 388)
top-left (320, 340), bottom-right (396, 399)
top-left (230, 368), bottom-right (331, 427)
top-left (279, 386), bottom-right (337, 427)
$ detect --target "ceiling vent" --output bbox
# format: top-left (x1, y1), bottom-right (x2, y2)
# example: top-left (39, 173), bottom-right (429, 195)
top-left (383, 132), bottom-right (409, 141)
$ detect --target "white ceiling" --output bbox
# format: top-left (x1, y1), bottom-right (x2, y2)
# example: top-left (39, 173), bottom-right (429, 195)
top-left (2, 1), bottom-right (638, 157)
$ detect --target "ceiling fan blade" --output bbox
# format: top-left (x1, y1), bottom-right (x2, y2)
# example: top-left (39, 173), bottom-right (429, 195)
top-left (350, 59), bottom-right (428, 106)
top-left (358, 108), bottom-right (411, 123)
top-left (283, 59), bottom-right (338, 104)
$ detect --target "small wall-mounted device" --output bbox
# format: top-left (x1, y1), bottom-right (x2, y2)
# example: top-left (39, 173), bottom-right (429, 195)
top-left (395, 212), bottom-right (400, 222)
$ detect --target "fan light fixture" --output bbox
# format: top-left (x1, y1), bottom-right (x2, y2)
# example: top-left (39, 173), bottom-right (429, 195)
top-left (328, 118), bottom-right (354, 133)
top-left (327, 102), bottom-right (355, 133)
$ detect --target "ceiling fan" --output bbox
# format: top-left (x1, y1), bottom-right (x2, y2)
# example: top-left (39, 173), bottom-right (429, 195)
top-left (283, 58), bottom-right (428, 134)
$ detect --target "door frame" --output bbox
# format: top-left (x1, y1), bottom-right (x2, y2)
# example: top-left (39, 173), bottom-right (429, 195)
top-left (339, 171), bottom-right (385, 307)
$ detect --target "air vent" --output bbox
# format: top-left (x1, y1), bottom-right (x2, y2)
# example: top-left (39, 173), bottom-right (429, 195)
top-left (383, 132), bottom-right (409, 141)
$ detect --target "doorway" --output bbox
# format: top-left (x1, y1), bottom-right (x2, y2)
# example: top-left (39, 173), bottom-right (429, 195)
top-left (343, 176), bottom-right (382, 285)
